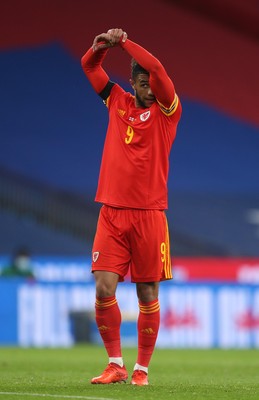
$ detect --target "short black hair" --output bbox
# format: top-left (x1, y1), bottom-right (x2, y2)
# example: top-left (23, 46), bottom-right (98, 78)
top-left (131, 58), bottom-right (149, 80)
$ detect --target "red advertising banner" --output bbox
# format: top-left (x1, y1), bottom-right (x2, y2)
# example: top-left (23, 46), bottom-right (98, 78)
top-left (172, 258), bottom-right (259, 283)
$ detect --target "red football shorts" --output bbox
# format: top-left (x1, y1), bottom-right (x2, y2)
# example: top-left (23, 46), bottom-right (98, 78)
top-left (91, 205), bottom-right (172, 283)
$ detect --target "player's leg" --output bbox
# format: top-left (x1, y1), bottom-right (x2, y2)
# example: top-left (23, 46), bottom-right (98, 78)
top-left (130, 281), bottom-right (160, 385)
top-left (91, 206), bottom-right (130, 384)
top-left (94, 271), bottom-right (122, 362)
top-left (129, 209), bottom-right (172, 385)
top-left (91, 270), bottom-right (128, 384)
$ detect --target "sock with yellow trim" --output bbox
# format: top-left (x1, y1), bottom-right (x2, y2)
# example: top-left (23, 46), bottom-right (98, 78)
top-left (95, 296), bottom-right (122, 357)
top-left (136, 299), bottom-right (160, 367)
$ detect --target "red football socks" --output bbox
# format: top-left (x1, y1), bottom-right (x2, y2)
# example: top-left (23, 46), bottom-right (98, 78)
top-left (95, 296), bottom-right (122, 357)
top-left (95, 296), bottom-right (160, 367)
top-left (137, 299), bottom-right (160, 367)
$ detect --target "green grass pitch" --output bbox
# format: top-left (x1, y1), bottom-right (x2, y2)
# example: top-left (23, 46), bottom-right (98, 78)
top-left (0, 345), bottom-right (258, 400)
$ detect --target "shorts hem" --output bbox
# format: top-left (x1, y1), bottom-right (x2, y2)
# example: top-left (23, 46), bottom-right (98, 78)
top-left (131, 276), bottom-right (173, 283)
top-left (91, 266), bottom-right (125, 282)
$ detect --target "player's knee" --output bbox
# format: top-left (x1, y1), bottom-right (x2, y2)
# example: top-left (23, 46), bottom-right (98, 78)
top-left (96, 283), bottom-right (115, 298)
top-left (136, 282), bottom-right (159, 302)
top-left (94, 273), bottom-right (117, 298)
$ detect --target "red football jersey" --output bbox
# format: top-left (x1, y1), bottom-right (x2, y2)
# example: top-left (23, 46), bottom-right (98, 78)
top-left (95, 84), bottom-right (181, 209)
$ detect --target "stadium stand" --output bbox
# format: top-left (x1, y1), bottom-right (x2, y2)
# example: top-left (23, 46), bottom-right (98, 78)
top-left (0, 0), bottom-right (258, 256)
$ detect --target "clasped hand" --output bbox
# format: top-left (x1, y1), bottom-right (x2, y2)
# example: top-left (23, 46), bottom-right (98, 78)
top-left (92, 28), bottom-right (127, 52)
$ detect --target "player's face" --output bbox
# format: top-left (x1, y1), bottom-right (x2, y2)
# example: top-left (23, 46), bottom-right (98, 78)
top-left (132, 73), bottom-right (156, 108)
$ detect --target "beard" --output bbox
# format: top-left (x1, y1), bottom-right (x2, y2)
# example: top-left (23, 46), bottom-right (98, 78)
top-left (135, 91), bottom-right (147, 108)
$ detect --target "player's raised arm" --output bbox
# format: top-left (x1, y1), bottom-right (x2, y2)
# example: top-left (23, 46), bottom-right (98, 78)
top-left (81, 30), bottom-right (125, 97)
top-left (81, 34), bottom-right (111, 94)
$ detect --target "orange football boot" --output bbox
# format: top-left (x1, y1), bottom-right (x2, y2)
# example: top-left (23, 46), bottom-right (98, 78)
top-left (91, 363), bottom-right (128, 384)
top-left (130, 369), bottom-right (149, 385)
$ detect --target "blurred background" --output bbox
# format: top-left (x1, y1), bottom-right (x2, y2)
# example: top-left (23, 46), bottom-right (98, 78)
top-left (0, 0), bottom-right (259, 348)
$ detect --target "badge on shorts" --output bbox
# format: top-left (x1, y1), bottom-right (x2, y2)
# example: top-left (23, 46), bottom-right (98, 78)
top-left (92, 251), bottom-right (99, 262)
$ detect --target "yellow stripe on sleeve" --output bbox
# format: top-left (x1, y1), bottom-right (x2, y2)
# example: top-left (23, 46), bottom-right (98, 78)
top-left (157, 93), bottom-right (179, 116)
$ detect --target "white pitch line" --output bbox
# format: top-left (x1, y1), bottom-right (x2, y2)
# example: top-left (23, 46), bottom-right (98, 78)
top-left (0, 392), bottom-right (118, 400)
